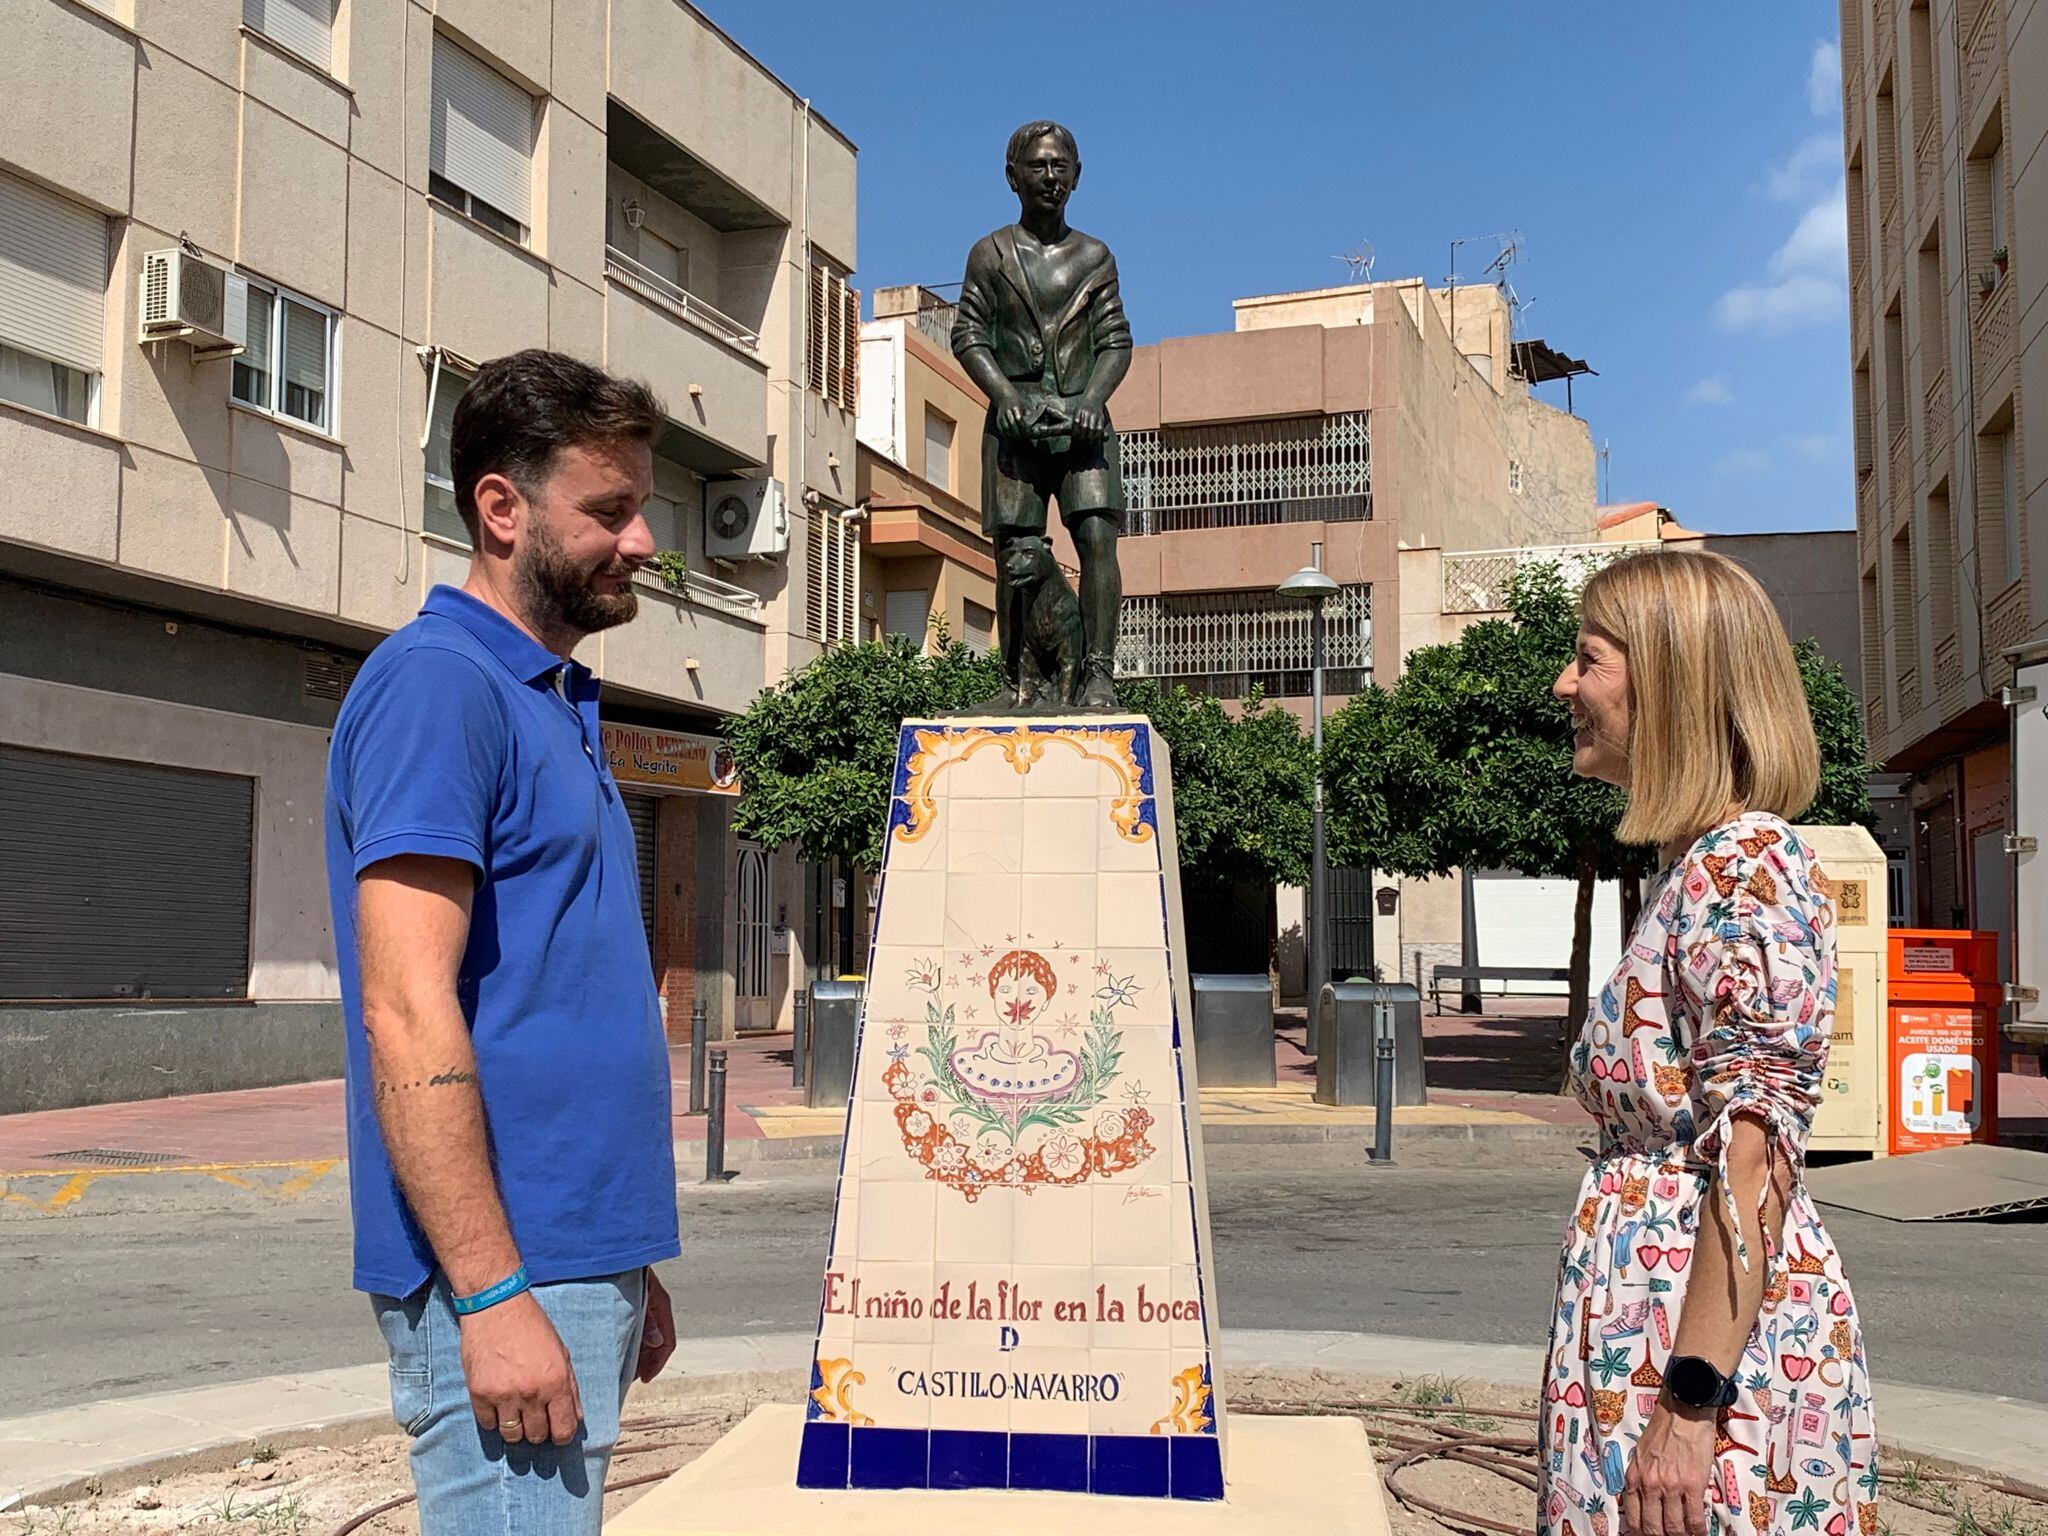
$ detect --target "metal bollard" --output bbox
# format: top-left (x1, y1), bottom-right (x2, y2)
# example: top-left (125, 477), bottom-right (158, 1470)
top-left (1369, 1000), bottom-right (1396, 1165)
top-left (702, 1048), bottom-right (735, 1183)
top-left (791, 991), bottom-right (809, 1090)
top-left (688, 1000), bottom-right (707, 1116)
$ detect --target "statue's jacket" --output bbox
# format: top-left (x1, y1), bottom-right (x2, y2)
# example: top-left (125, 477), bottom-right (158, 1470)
top-left (952, 225), bottom-right (1132, 404)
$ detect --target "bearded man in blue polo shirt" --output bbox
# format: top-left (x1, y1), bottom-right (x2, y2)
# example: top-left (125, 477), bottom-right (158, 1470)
top-left (325, 349), bottom-right (679, 1532)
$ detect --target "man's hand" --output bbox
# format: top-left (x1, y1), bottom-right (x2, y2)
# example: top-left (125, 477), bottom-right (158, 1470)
top-left (459, 1292), bottom-right (583, 1447)
top-left (637, 1269), bottom-right (678, 1384)
top-left (1067, 398), bottom-right (1111, 444)
top-left (1621, 1403), bottom-right (1718, 1536)
top-left (992, 390), bottom-right (1037, 442)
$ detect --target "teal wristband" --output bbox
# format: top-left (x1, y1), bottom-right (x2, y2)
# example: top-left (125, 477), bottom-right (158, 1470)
top-left (451, 1265), bottom-right (530, 1316)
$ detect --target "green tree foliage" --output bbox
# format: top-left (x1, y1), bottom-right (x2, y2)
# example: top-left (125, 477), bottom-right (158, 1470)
top-left (724, 642), bottom-right (1313, 890)
top-left (1323, 561), bottom-right (1873, 1028)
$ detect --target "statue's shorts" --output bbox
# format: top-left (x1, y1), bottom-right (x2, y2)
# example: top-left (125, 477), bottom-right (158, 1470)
top-left (980, 395), bottom-right (1125, 536)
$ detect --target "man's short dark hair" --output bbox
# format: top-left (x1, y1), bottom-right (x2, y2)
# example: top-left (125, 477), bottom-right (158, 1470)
top-left (1005, 120), bottom-right (1080, 175)
top-left (451, 349), bottom-right (666, 537)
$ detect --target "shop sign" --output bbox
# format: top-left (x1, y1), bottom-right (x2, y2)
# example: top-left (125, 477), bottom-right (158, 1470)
top-left (602, 724), bottom-right (740, 796)
top-left (1887, 1005), bottom-right (1998, 1154)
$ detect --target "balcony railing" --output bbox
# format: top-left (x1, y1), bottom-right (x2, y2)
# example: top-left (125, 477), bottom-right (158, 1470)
top-left (1923, 366), bottom-right (1951, 465)
top-left (684, 566), bottom-right (766, 615)
top-left (913, 301), bottom-right (957, 352)
top-left (1972, 274), bottom-right (2016, 409)
top-left (1117, 583), bottom-right (1371, 700)
top-left (1123, 411), bottom-right (1371, 537)
top-left (1441, 541), bottom-right (1656, 616)
top-left (604, 246), bottom-right (760, 353)
top-left (1914, 120), bottom-right (1939, 213)
top-left (1963, 0), bottom-right (2001, 124)
top-left (1889, 424), bottom-right (1912, 505)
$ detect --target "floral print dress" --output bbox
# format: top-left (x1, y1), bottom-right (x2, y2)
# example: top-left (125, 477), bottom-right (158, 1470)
top-left (1539, 813), bottom-right (1879, 1536)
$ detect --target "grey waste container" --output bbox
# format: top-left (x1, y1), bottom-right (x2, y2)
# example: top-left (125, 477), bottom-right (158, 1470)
top-left (1191, 974), bottom-right (1276, 1088)
top-left (1315, 982), bottom-right (1426, 1107)
top-left (805, 980), bottom-right (863, 1109)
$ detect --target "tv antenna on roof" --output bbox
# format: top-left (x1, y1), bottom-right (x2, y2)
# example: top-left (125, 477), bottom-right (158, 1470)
top-left (1333, 241), bottom-right (1375, 283)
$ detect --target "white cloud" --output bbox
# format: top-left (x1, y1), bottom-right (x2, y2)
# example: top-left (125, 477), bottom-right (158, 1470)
top-left (1766, 133), bottom-right (1842, 202)
top-left (1687, 375), bottom-right (1733, 405)
top-left (1786, 432), bottom-right (1835, 463)
top-left (1715, 448), bottom-right (1775, 477)
top-left (1716, 181), bottom-right (1847, 331)
top-left (1807, 41), bottom-right (1841, 116)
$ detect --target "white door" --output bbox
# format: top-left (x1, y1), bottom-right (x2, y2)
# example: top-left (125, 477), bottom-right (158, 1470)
top-left (735, 841), bottom-right (773, 1033)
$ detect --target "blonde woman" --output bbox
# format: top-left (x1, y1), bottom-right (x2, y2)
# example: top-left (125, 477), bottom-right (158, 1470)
top-left (1540, 551), bottom-right (1876, 1536)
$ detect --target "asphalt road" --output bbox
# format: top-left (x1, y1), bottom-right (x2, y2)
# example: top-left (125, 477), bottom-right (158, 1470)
top-left (5, 1147), bottom-right (2044, 1417)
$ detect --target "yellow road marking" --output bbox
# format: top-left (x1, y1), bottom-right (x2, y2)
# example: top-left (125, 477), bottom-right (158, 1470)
top-left (0, 1157), bottom-right (344, 1213)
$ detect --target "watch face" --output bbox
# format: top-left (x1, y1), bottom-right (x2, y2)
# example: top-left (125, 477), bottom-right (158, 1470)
top-left (1667, 1356), bottom-right (1726, 1408)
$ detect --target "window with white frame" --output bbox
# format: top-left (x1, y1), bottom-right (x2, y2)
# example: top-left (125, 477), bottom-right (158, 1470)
top-left (924, 408), bottom-right (954, 495)
top-left (430, 33), bottom-right (534, 245)
top-left (231, 279), bottom-right (334, 432)
top-left (1509, 458), bottom-right (1524, 494)
top-left (806, 259), bottom-right (859, 408)
top-left (0, 168), bottom-right (106, 425)
top-left (243, 0), bottom-right (336, 72)
top-left (422, 360), bottom-right (473, 543)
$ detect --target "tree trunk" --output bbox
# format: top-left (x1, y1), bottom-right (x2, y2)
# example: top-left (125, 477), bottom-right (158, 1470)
top-left (1620, 870), bottom-right (1644, 936)
top-left (1564, 839), bottom-right (1598, 1061)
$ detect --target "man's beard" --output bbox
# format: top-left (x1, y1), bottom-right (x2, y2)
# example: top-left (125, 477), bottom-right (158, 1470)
top-left (513, 513), bottom-right (639, 638)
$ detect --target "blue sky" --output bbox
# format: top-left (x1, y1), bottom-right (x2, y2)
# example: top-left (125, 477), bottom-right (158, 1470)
top-left (708, 2), bottom-right (1853, 535)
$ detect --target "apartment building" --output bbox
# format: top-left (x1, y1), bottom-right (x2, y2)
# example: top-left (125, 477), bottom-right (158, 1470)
top-left (1841, 0), bottom-right (2043, 965)
top-left (0, 0), bottom-right (860, 1111)
top-left (854, 285), bottom-right (998, 657)
top-left (1072, 276), bottom-right (1599, 980)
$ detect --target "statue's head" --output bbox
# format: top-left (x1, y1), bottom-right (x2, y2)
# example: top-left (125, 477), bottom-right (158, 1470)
top-left (1004, 120), bottom-right (1080, 217)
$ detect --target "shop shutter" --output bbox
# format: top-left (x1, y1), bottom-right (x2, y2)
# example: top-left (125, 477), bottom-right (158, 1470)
top-left (623, 792), bottom-right (659, 959)
top-left (430, 33), bottom-right (534, 227)
top-left (243, 0), bottom-right (335, 70)
top-left (0, 168), bottom-right (107, 375)
top-left (0, 746), bottom-right (253, 1000)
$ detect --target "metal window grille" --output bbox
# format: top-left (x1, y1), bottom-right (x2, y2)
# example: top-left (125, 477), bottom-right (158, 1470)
top-left (1439, 541), bottom-right (1656, 616)
top-left (735, 843), bottom-right (771, 1001)
top-left (1116, 583), bottom-right (1371, 700)
top-left (1122, 412), bottom-right (1370, 537)
top-left (804, 503), bottom-right (859, 645)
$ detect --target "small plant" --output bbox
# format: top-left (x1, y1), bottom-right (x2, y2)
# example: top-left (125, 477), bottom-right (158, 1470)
top-left (927, 609), bottom-right (953, 649)
top-left (1402, 1373), bottom-right (1468, 1408)
top-left (1992, 244), bottom-right (2009, 267)
top-left (651, 550), bottom-right (690, 593)
top-left (251, 1443), bottom-right (279, 1464)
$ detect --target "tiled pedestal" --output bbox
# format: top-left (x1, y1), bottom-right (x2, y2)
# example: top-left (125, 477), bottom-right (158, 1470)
top-left (798, 717), bottom-right (1225, 1500)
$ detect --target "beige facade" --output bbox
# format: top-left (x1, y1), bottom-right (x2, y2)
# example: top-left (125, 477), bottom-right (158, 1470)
top-left (1841, 0), bottom-right (2042, 947)
top-left (854, 286), bottom-right (998, 656)
top-left (0, 0), bottom-right (859, 1099)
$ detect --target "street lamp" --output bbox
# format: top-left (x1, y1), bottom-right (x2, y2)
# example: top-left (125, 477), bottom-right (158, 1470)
top-left (1278, 543), bottom-right (1338, 1053)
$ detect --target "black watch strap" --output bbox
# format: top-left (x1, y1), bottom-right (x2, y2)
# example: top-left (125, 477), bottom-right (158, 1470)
top-left (1665, 1354), bottom-right (1739, 1410)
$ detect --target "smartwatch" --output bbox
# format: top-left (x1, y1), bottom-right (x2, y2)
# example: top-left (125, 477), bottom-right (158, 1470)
top-left (1665, 1355), bottom-right (1740, 1410)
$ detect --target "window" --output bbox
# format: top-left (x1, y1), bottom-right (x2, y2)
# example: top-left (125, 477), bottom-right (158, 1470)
top-left (1118, 584), bottom-right (1372, 700)
top-left (0, 168), bottom-right (105, 425)
top-left (884, 588), bottom-right (930, 646)
top-left (1508, 458), bottom-right (1523, 495)
top-left (963, 599), bottom-right (995, 655)
top-left (423, 360), bottom-right (473, 543)
top-left (1997, 431), bottom-right (2020, 588)
top-left (1988, 144), bottom-right (2007, 254)
top-left (430, 33), bottom-right (534, 244)
top-left (804, 502), bottom-right (859, 645)
top-left (231, 280), bottom-right (334, 432)
top-left (243, 0), bottom-right (335, 71)
top-left (807, 259), bottom-right (859, 408)
top-left (638, 228), bottom-right (689, 295)
top-left (924, 408), bottom-right (954, 495)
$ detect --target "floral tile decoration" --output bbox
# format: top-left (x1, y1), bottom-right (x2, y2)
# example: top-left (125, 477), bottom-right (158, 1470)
top-left (799, 718), bottom-right (1226, 1501)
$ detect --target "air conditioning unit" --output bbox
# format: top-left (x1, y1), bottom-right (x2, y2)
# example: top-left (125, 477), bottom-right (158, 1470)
top-left (703, 477), bottom-right (789, 561)
top-left (139, 249), bottom-right (248, 355)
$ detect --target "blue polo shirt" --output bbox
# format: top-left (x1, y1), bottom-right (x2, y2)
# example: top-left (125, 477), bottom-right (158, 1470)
top-left (325, 584), bottom-right (678, 1297)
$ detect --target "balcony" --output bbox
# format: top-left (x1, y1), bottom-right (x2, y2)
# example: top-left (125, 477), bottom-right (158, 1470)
top-left (1117, 583), bottom-right (1371, 700)
top-left (1441, 541), bottom-right (1656, 616)
top-left (1880, 190), bottom-right (1903, 280)
top-left (1914, 120), bottom-right (1939, 216)
top-left (605, 247), bottom-right (759, 352)
top-left (1124, 411), bottom-right (1371, 538)
top-left (1962, 0), bottom-right (2002, 128)
top-left (1888, 424), bottom-right (1912, 507)
top-left (1922, 367), bottom-right (1951, 468)
top-left (1971, 273), bottom-right (2016, 412)
top-left (605, 262), bottom-right (770, 470)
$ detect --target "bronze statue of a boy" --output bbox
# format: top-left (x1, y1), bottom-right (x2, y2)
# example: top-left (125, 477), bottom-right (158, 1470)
top-left (953, 121), bottom-right (1132, 710)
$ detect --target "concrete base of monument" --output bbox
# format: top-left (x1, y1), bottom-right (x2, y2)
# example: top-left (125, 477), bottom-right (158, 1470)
top-left (606, 1405), bottom-right (1394, 1534)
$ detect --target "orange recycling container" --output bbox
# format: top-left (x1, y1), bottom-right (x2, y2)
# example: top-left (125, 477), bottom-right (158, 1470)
top-left (1886, 929), bottom-right (2001, 1155)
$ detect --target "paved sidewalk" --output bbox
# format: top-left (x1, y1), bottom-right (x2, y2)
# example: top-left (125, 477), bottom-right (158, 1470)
top-left (8, 1330), bottom-right (2045, 1512)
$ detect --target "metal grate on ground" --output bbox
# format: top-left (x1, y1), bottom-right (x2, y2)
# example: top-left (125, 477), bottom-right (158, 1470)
top-left (36, 1147), bottom-right (192, 1166)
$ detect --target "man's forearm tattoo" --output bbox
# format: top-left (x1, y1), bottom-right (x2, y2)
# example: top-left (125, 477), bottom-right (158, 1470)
top-left (378, 1069), bottom-right (479, 1098)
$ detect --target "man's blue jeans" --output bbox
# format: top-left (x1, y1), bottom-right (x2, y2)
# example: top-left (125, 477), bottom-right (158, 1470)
top-left (371, 1270), bottom-right (647, 1535)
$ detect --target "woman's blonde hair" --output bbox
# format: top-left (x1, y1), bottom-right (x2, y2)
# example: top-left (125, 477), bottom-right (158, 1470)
top-left (1578, 549), bottom-right (1819, 846)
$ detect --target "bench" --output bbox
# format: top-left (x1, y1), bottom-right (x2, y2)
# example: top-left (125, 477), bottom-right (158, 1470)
top-left (1429, 964), bottom-right (1570, 1014)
